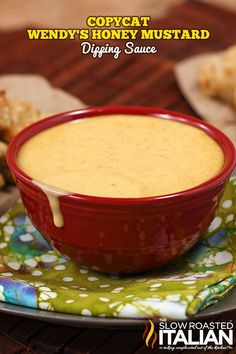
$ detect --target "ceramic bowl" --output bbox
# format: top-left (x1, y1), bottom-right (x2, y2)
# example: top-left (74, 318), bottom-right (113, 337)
top-left (7, 106), bottom-right (236, 273)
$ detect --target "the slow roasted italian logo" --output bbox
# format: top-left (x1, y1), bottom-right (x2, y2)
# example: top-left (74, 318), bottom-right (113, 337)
top-left (143, 319), bottom-right (158, 349)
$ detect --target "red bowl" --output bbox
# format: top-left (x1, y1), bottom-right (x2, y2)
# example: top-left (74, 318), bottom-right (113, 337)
top-left (6, 106), bottom-right (236, 273)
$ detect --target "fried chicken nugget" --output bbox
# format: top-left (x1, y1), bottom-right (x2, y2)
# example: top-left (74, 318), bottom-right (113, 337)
top-left (0, 140), bottom-right (14, 184)
top-left (0, 173), bottom-right (5, 188)
top-left (0, 91), bottom-right (43, 186)
top-left (0, 140), bottom-right (7, 165)
top-left (0, 141), bottom-right (6, 189)
top-left (0, 91), bottom-right (42, 142)
top-left (0, 165), bottom-right (14, 184)
top-left (198, 45), bottom-right (236, 110)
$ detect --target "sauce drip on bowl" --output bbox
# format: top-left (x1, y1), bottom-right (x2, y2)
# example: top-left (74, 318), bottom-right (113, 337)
top-left (32, 180), bottom-right (68, 227)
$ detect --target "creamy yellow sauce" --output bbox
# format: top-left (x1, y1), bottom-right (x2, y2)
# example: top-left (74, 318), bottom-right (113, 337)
top-left (17, 114), bottom-right (224, 198)
top-left (32, 180), bottom-right (67, 227)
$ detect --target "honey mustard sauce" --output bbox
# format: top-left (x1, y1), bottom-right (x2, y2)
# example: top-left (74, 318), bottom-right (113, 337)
top-left (18, 114), bottom-right (225, 227)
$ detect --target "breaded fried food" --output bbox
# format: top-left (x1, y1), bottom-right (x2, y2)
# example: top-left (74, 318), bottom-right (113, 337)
top-left (0, 140), bottom-right (14, 184)
top-left (0, 91), bottom-right (43, 187)
top-left (0, 173), bottom-right (5, 189)
top-left (0, 141), bottom-right (6, 189)
top-left (1, 165), bottom-right (14, 184)
top-left (0, 90), bottom-right (43, 142)
top-left (0, 140), bottom-right (7, 164)
top-left (198, 45), bottom-right (236, 110)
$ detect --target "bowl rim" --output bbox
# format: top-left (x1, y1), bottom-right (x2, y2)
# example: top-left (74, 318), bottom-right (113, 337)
top-left (6, 105), bottom-right (236, 205)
